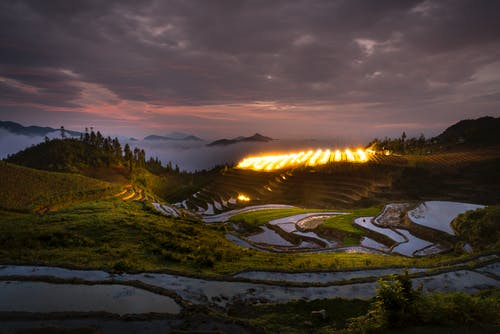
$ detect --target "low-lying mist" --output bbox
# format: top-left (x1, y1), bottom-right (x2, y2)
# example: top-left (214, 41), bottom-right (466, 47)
top-left (0, 131), bottom-right (362, 172)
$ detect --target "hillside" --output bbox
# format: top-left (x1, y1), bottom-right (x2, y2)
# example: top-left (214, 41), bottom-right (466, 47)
top-left (174, 148), bottom-right (500, 213)
top-left (207, 133), bottom-right (273, 146)
top-left (6, 137), bottom-right (123, 173)
top-left (436, 116), bottom-right (500, 146)
top-left (0, 161), bottom-right (116, 212)
top-left (4, 133), bottom-right (212, 201)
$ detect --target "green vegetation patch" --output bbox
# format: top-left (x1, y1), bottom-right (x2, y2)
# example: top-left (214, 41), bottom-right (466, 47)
top-left (230, 298), bottom-right (370, 334)
top-left (229, 208), bottom-right (336, 228)
top-left (452, 205), bottom-right (500, 250)
top-left (321, 207), bottom-right (381, 234)
top-left (0, 162), bottom-right (116, 212)
top-left (346, 273), bottom-right (500, 334)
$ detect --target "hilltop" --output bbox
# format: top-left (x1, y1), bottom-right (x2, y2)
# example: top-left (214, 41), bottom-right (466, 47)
top-left (368, 115), bottom-right (500, 154)
top-left (207, 133), bottom-right (273, 146)
top-left (436, 116), bottom-right (500, 147)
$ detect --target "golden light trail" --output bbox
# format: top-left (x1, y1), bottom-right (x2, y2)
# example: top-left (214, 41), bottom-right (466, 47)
top-left (236, 148), bottom-right (374, 171)
top-left (237, 194), bottom-right (251, 201)
top-left (334, 150), bottom-right (342, 162)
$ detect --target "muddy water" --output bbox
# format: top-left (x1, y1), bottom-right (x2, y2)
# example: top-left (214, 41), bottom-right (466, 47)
top-left (0, 281), bottom-right (181, 315)
top-left (408, 201), bottom-right (485, 235)
top-left (392, 229), bottom-right (433, 256)
top-left (354, 217), bottom-right (406, 243)
top-left (1, 265), bottom-right (498, 309)
top-left (247, 226), bottom-right (294, 246)
top-left (235, 267), bottom-right (425, 283)
top-left (361, 237), bottom-right (389, 251)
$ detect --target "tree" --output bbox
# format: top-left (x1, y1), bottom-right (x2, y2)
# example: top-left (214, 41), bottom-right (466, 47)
top-left (124, 143), bottom-right (133, 171)
top-left (112, 138), bottom-right (122, 159)
top-left (418, 133), bottom-right (426, 154)
top-left (60, 126), bottom-right (66, 139)
top-left (401, 131), bottom-right (407, 153)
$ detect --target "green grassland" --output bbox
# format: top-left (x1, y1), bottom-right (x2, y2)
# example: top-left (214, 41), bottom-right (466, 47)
top-left (0, 161), bottom-right (118, 212)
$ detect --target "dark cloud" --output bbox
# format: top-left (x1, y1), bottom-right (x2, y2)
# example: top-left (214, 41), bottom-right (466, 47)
top-left (0, 0), bottom-right (499, 139)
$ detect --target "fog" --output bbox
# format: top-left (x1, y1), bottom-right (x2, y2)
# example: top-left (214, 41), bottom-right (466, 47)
top-left (0, 129), bottom-right (48, 159)
top-left (123, 137), bottom-right (360, 171)
top-left (1, 131), bottom-right (361, 172)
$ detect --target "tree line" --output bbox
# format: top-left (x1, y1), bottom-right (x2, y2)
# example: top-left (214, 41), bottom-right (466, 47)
top-left (8, 127), bottom-right (181, 175)
top-left (367, 132), bottom-right (436, 155)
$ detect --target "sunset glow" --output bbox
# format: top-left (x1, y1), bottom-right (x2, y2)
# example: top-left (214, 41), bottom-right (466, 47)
top-left (237, 148), bottom-right (372, 171)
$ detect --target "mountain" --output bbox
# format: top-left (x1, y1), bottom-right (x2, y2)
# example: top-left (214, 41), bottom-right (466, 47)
top-left (0, 120), bottom-right (81, 137)
top-left (436, 116), bottom-right (500, 146)
top-left (207, 133), bottom-right (273, 146)
top-left (144, 133), bottom-right (203, 141)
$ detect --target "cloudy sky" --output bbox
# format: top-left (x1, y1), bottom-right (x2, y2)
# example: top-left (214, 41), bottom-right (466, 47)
top-left (1, 0), bottom-right (499, 140)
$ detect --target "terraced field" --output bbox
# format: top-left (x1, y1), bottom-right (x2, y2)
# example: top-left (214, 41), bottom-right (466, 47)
top-left (176, 163), bottom-right (399, 214)
top-left (114, 184), bottom-right (151, 202)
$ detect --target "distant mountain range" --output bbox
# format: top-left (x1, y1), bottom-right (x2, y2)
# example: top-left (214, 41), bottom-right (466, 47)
top-left (144, 132), bottom-right (203, 141)
top-left (0, 121), bottom-right (81, 137)
top-left (207, 133), bottom-right (273, 146)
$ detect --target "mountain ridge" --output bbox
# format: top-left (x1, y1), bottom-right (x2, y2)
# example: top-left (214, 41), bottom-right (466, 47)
top-left (0, 120), bottom-right (81, 137)
top-left (207, 133), bottom-right (273, 146)
top-left (144, 134), bottom-right (203, 141)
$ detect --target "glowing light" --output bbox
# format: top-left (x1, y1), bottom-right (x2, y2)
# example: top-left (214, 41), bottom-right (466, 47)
top-left (356, 149), bottom-right (367, 161)
top-left (236, 148), bottom-right (375, 171)
top-left (334, 150), bottom-right (342, 162)
top-left (237, 194), bottom-right (250, 201)
top-left (345, 149), bottom-right (355, 161)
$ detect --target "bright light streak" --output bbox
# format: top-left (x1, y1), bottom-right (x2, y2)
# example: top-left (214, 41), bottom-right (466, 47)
top-left (345, 149), bottom-right (355, 161)
top-left (319, 149), bottom-right (331, 164)
top-left (334, 150), bottom-right (342, 161)
top-left (236, 148), bottom-right (375, 171)
top-left (356, 149), bottom-right (367, 161)
top-left (237, 194), bottom-right (250, 201)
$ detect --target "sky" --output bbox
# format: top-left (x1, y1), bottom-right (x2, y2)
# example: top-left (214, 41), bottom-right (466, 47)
top-left (0, 0), bottom-right (499, 141)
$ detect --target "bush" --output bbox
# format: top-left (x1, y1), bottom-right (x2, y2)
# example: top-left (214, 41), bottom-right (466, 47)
top-left (346, 272), bottom-right (499, 333)
top-left (452, 205), bottom-right (500, 250)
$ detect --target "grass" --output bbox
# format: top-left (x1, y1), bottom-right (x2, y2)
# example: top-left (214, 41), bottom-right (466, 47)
top-left (321, 207), bottom-right (381, 233)
top-left (0, 198), bottom-right (458, 275)
top-left (0, 161), bottom-right (118, 212)
top-left (230, 298), bottom-right (371, 334)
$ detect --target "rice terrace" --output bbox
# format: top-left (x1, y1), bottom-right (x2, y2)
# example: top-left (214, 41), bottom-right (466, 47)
top-left (0, 1), bottom-right (500, 334)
